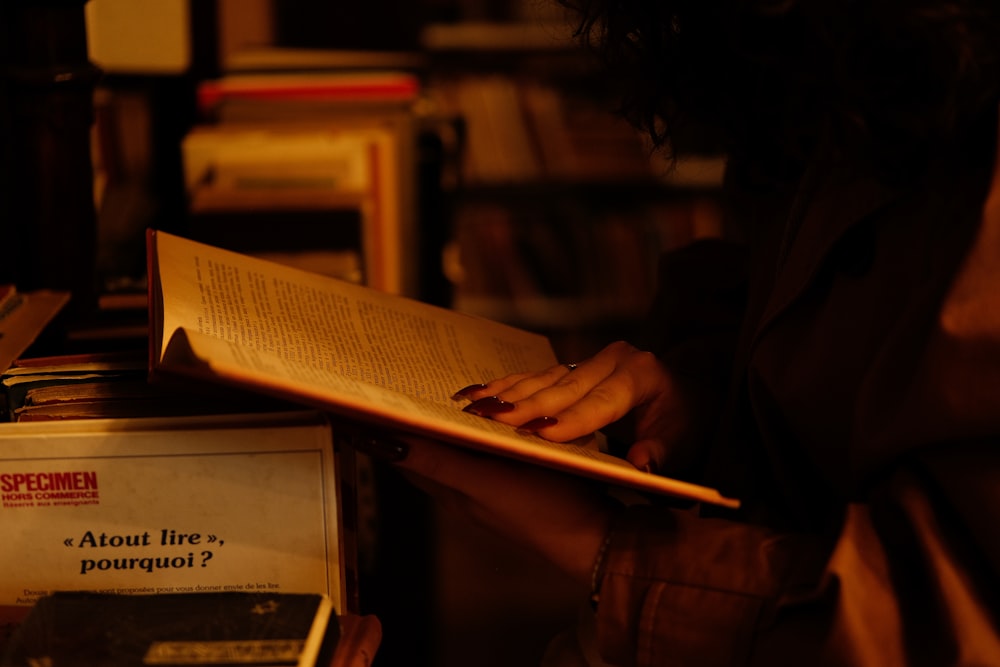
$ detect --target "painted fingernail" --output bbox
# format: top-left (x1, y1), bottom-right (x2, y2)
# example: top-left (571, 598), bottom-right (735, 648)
top-left (353, 435), bottom-right (409, 463)
top-left (462, 396), bottom-right (515, 416)
top-left (451, 383), bottom-right (488, 401)
top-left (516, 416), bottom-right (558, 434)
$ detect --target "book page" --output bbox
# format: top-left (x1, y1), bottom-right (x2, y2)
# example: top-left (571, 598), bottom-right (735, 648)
top-left (155, 230), bottom-right (556, 406)
top-left (161, 328), bottom-right (737, 507)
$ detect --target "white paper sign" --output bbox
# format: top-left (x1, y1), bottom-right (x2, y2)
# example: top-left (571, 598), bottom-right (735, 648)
top-left (0, 412), bottom-right (344, 611)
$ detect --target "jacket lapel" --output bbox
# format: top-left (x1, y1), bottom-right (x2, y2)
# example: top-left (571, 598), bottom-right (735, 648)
top-left (751, 155), bottom-right (900, 346)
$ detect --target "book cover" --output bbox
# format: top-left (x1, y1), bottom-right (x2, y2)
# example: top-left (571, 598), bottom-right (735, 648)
top-left (0, 591), bottom-right (337, 667)
top-left (196, 71), bottom-right (420, 114)
top-left (0, 411), bottom-right (350, 614)
top-left (0, 289), bottom-right (70, 373)
top-left (1, 351), bottom-right (298, 422)
top-left (146, 229), bottom-right (739, 508)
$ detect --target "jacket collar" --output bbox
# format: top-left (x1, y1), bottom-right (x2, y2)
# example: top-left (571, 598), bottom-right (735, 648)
top-left (751, 151), bottom-right (901, 345)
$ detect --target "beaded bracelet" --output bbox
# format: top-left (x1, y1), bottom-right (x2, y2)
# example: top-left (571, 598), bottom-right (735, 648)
top-left (589, 529), bottom-right (615, 610)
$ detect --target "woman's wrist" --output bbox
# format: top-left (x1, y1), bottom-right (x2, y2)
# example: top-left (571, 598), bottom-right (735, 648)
top-left (546, 496), bottom-right (623, 598)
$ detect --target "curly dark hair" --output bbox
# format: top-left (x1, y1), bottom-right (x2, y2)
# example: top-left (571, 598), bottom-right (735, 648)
top-left (559, 0), bottom-right (1000, 176)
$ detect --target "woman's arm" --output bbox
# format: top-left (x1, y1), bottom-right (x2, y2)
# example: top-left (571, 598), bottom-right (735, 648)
top-left (393, 434), bottom-right (620, 590)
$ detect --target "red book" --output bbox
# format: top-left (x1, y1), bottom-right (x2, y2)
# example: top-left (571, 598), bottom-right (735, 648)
top-left (197, 71), bottom-right (420, 115)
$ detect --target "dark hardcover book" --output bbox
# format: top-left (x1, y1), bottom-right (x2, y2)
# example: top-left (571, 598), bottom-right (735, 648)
top-left (0, 592), bottom-right (338, 667)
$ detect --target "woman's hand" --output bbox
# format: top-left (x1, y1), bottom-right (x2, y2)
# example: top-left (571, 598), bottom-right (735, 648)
top-left (453, 341), bottom-right (693, 475)
top-left (358, 341), bottom-right (688, 589)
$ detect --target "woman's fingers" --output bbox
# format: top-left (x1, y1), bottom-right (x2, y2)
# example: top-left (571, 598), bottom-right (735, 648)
top-left (452, 361), bottom-right (579, 404)
top-left (625, 438), bottom-right (671, 475)
top-left (452, 342), bottom-right (675, 446)
top-left (452, 354), bottom-right (612, 431)
top-left (514, 367), bottom-right (636, 440)
top-left (495, 362), bottom-right (581, 403)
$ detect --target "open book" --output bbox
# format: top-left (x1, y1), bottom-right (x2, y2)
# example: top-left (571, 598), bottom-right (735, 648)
top-left (147, 230), bottom-right (739, 508)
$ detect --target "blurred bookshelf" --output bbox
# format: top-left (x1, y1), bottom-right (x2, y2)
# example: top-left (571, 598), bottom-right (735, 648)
top-left (417, 17), bottom-right (727, 361)
top-left (83, 0), bottom-right (727, 359)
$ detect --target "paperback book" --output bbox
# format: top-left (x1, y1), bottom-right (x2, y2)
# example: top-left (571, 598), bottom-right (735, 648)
top-left (147, 229), bottom-right (738, 508)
